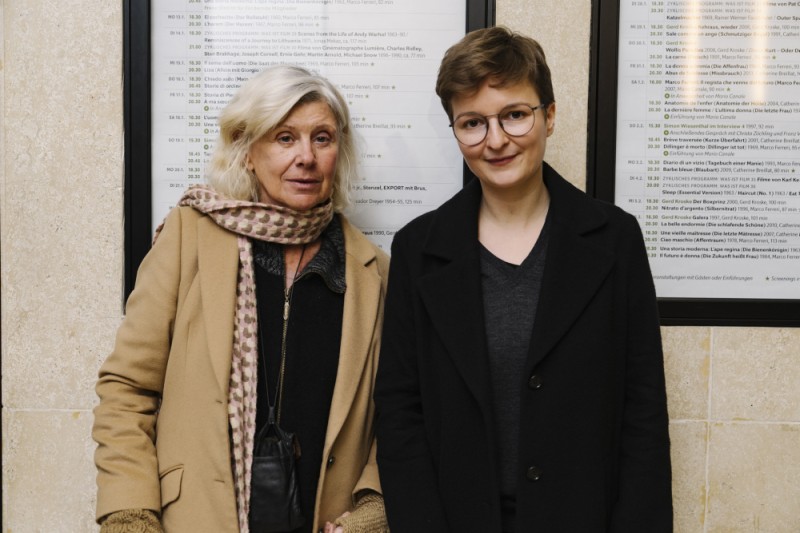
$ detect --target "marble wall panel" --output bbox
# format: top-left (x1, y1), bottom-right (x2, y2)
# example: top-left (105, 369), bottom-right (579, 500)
top-left (712, 328), bottom-right (800, 422)
top-left (2, 410), bottom-right (100, 532)
top-left (706, 422), bottom-right (800, 532)
top-left (2, 1), bottom-right (123, 531)
top-left (663, 327), bottom-right (712, 421)
top-left (670, 421), bottom-right (709, 533)
top-left (1, 1), bottom-right (123, 412)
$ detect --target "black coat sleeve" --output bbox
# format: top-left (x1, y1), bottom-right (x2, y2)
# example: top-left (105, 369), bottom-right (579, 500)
top-left (610, 213), bottom-right (673, 531)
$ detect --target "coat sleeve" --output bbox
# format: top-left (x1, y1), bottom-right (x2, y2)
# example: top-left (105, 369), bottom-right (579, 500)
top-left (92, 208), bottom-right (187, 521)
top-left (374, 228), bottom-right (450, 532)
top-left (610, 214), bottom-right (673, 531)
top-left (351, 439), bottom-right (381, 498)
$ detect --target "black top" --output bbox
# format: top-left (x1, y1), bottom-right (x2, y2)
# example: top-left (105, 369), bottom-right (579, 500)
top-left (479, 219), bottom-right (549, 533)
top-left (252, 216), bottom-right (346, 533)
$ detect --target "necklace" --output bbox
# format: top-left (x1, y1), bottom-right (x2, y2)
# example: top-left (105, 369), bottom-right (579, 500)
top-left (284, 243), bottom-right (308, 289)
top-left (275, 244), bottom-right (306, 422)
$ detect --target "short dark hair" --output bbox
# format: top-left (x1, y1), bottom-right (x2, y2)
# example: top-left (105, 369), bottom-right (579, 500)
top-left (435, 26), bottom-right (555, 121)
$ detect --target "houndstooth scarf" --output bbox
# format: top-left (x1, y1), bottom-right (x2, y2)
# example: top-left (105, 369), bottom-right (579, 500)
top-left (158, 184), bottom-right (333, 532)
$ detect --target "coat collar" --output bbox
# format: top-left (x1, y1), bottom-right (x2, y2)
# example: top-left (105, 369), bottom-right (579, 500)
top-left (420, 163), bottom-right (610, 258)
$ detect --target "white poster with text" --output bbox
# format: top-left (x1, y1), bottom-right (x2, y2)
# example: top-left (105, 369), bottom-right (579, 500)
top-left (151, 0), bottom-right (466, 251)
top-left (616, 0), bottom-right (800, 299)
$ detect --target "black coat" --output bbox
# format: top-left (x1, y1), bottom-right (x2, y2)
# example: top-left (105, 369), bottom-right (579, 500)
top-left (374, 164), bottom-right (672, 532)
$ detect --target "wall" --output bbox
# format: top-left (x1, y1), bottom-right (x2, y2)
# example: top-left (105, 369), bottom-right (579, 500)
top-left (1, 1), bottom-right (123, 530)
top-left (2, 1), bottom-right (798, 531)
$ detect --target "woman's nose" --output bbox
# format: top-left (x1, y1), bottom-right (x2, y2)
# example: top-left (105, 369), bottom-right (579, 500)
top-left (295, 139), bottom-right (316, 165)
top-left (485, 118), bottom-right (508, 148)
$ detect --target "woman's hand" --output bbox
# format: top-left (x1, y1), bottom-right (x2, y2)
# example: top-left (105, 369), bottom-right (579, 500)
top-left (323, 492), bottom-right (389, 533)
top-left (99, 509), bottom-right (164, 533)
top-left (323, 511), bottom-right (349, 533)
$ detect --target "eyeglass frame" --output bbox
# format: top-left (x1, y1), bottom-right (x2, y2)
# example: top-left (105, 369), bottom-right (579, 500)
top-left (448, 102), bottom-right (550, 146)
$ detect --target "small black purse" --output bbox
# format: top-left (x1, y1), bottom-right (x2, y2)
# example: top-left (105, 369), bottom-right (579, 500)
top-left (248, 405), bottom-right (305, 532)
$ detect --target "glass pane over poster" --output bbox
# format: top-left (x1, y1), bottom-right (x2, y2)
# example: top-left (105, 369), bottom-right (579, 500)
top-left (614, 0), bottom-right (800, 302)
top-left (150, 0), bottom-right (467, 251)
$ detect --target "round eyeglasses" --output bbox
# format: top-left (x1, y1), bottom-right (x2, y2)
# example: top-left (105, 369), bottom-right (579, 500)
top-left (450, 103), bottom-right (548, 146)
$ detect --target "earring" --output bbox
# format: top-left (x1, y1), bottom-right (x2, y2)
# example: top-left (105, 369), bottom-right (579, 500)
top-left (247, 167), bottom-right (260, 203)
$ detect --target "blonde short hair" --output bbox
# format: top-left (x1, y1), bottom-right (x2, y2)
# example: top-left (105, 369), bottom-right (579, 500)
top-left (207, 65), bottom-right (356, 211)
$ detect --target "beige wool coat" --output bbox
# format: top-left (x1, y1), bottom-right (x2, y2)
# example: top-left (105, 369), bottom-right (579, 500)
top-left (93, 206), bottom-right (389, 532)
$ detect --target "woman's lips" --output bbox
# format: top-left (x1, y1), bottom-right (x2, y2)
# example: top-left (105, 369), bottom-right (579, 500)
top-left (486, 154), bottom-right (516, 166)
top-left (288, 177), bottom-right (321, 187)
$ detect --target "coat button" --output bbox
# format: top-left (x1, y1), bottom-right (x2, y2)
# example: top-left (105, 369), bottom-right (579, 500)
top-left (327, 455), bottom-right (336, 468)
top-left (528, 374), bottom-right (543, 389)
top-left (526, 466), bottom-right (543, 481)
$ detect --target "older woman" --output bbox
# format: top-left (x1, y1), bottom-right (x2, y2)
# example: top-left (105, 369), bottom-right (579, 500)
top-left (375, 26), bottom-right (672, 532)
top-left (93, 65), bottom-right (389, 533)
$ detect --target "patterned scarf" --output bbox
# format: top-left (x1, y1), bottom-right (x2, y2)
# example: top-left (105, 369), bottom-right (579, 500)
top-left (160, 184), bottom-right (333, 532)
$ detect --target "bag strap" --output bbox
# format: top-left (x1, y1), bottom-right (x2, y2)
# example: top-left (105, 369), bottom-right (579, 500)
top-left (257, 314), bottom-right (284, 421)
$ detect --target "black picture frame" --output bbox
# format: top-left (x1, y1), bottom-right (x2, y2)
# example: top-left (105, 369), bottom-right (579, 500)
top-left (123, 0), bottom-right (494, 298)
top-left (587, 0), bottom-right (799, 327)
top-left (123, 0), bottom-right (153, 299)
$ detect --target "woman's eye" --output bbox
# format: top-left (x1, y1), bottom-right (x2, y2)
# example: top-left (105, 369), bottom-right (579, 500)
top-left (314, 133), bottom-right (333, 144)
top-left (505, 110), bottom-right (528, 121)
top-left (461, 117), bottom-right (485, 130)
top-left (276, 134), bottom-right (294, 144)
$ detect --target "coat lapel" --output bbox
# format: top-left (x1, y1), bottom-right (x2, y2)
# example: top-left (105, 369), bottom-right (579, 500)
top-left (419, 254), bottom-right (493, 413)
top-left (527, 166), bottom-right (615, 367)
top-left (418, 181), bottom-right (494, 416)
top-left (197, 216), bottom-right (239, 396)
top-left (324, 218), bottom-right (383, 449)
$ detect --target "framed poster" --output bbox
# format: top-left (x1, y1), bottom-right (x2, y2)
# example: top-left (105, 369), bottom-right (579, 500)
top-left (124, 0), bottom-right (494, 295)
top-left (589, 0), bottom-right (800, 326)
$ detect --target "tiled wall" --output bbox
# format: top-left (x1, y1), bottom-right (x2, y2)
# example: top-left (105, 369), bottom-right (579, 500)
top-left (1, 1), bottom-right (123, 530)
top-left (2, 1), bottom-right (798, 531)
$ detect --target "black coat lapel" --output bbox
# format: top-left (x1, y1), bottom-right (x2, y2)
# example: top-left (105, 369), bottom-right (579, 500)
top-left (417, 180), bottom-right (494, 416)
top-left (528, 166), bottom-right (615, 367)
